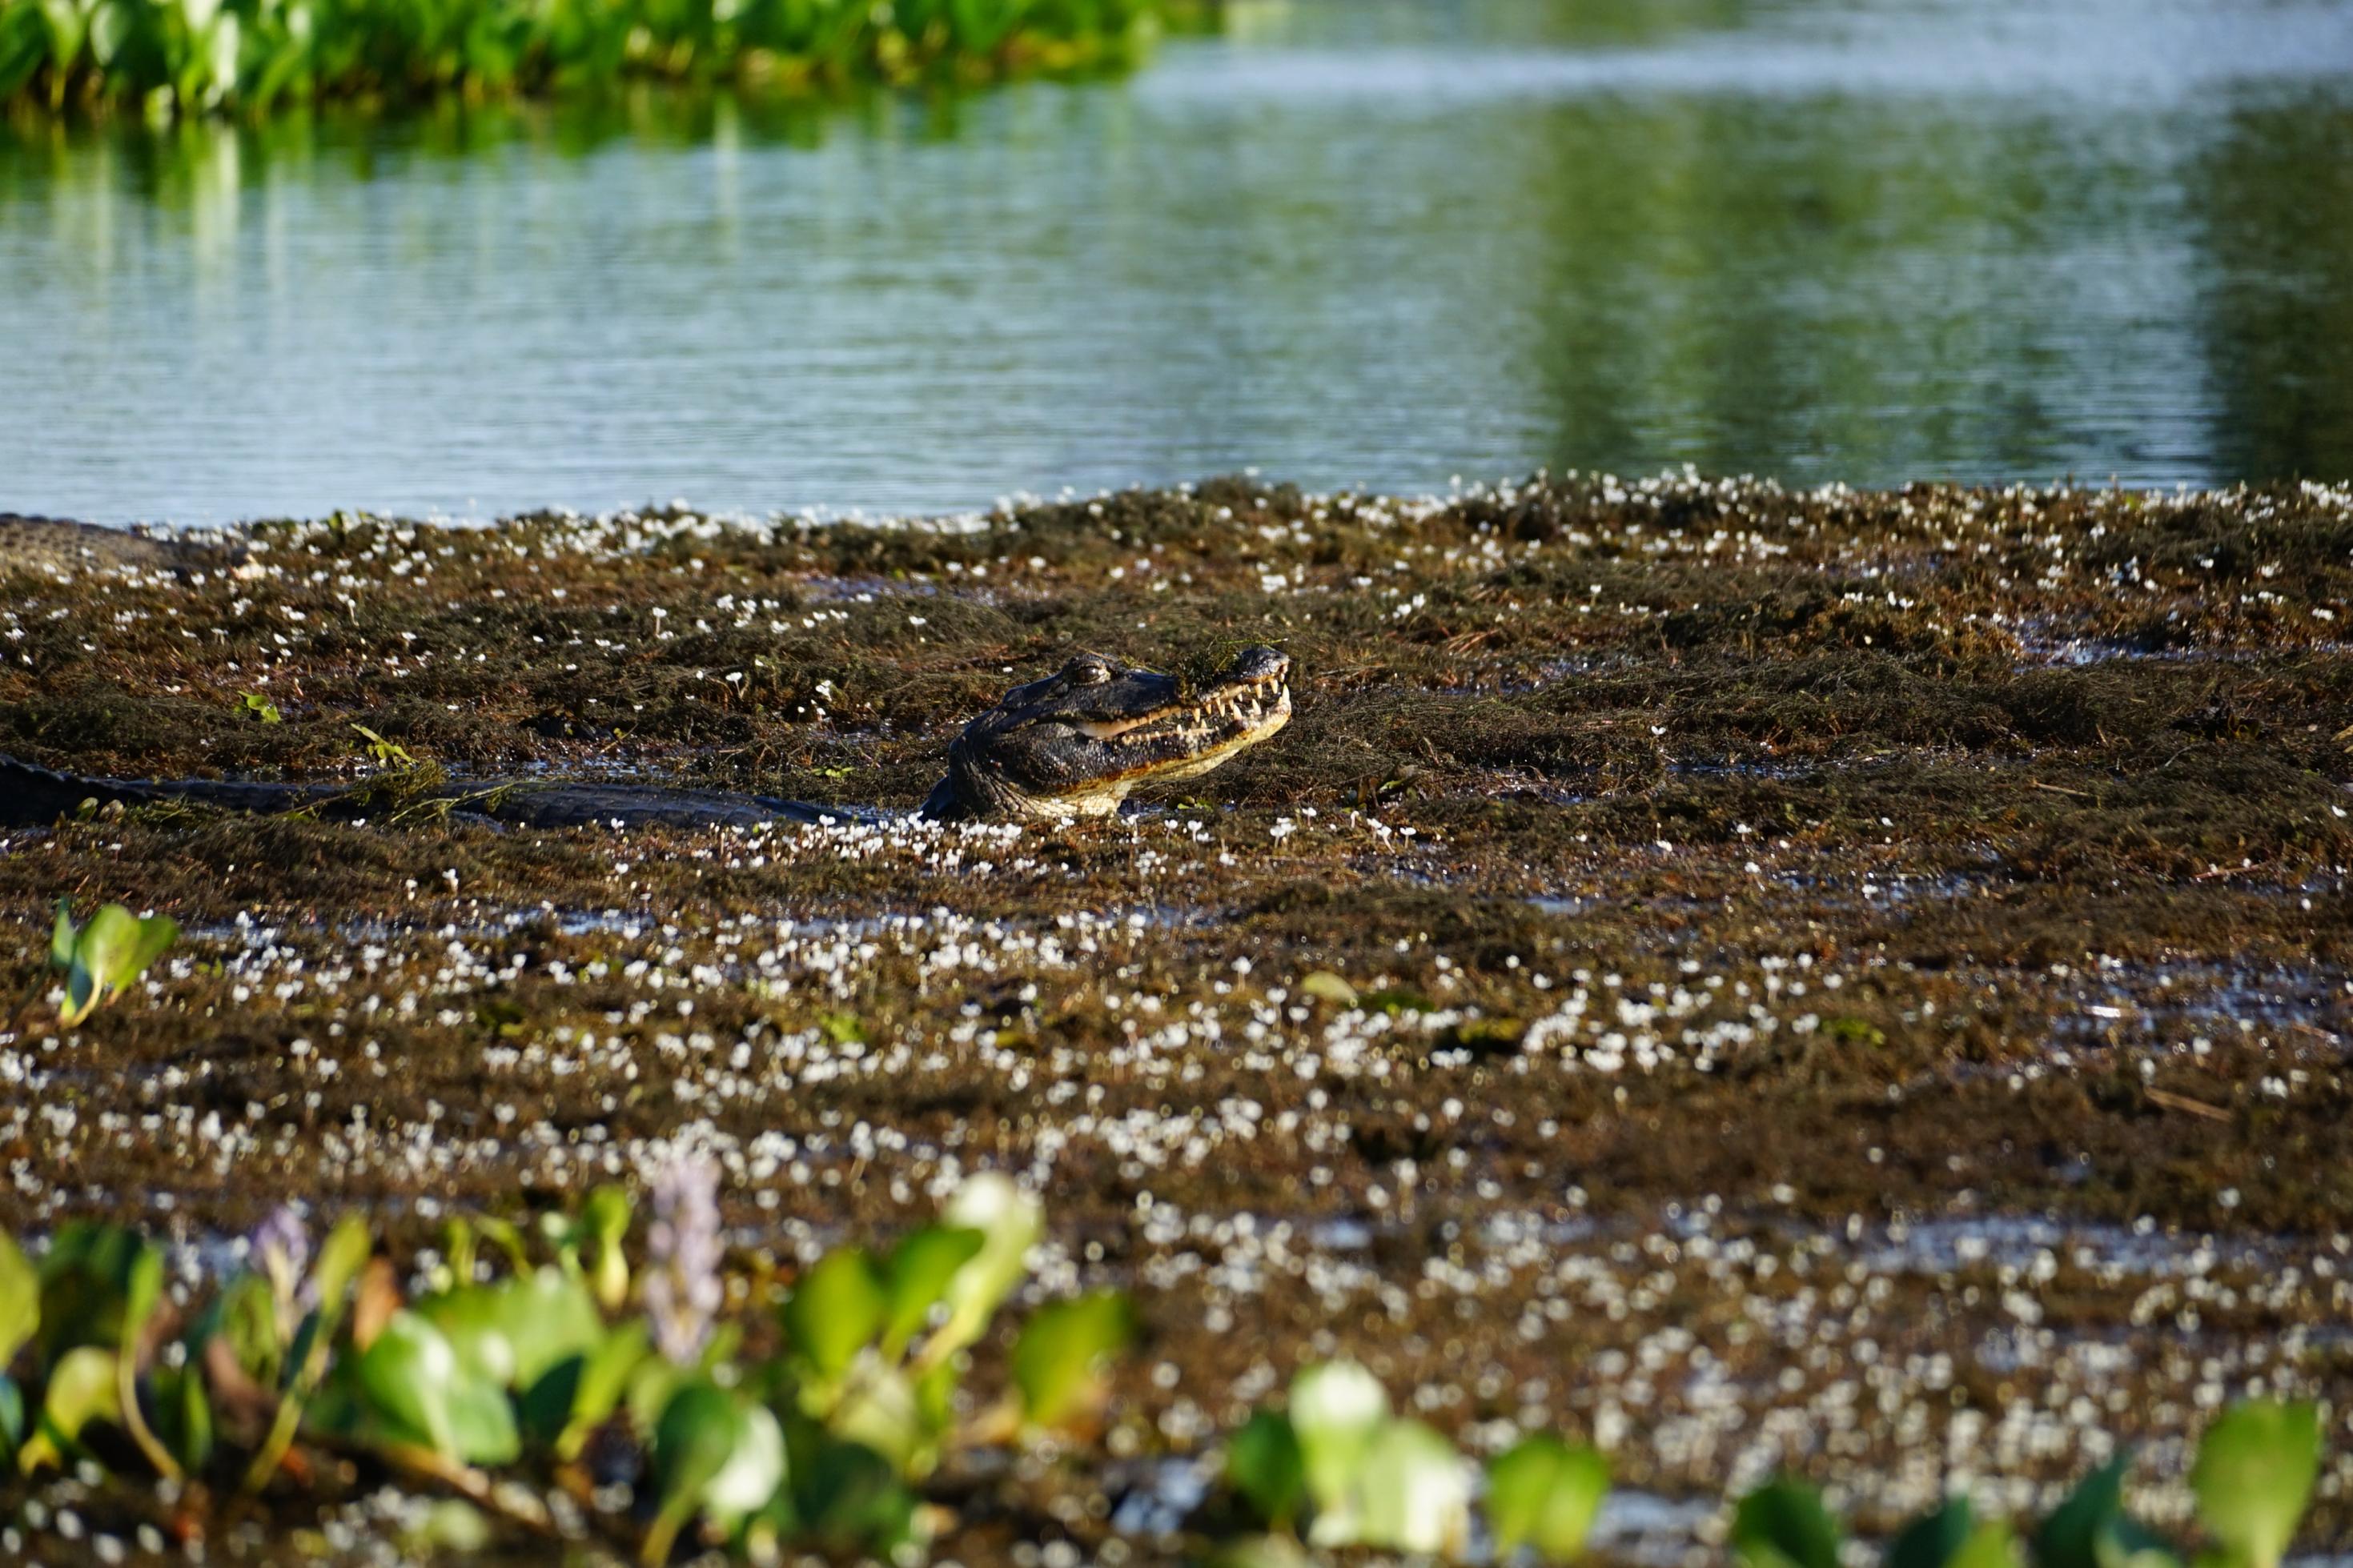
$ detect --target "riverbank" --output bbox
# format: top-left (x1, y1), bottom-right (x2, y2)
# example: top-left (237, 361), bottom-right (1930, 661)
top-left (2, 475), bottom-right (2350, 1558)
top-left (0, 0), bottom-right (1206, 122)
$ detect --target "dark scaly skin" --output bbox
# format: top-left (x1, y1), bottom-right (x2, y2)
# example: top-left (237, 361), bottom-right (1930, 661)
top-left (0, 648), bottom-right (1291, 830)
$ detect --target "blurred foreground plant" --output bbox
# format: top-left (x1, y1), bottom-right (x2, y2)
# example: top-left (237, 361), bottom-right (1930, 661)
top-left (47, 897), bottom-right (177, 1027)
top-left (0, 1168), bottom-right (1134, 1562)
top-left (1730, 1400), bottom-right (2323, 1568)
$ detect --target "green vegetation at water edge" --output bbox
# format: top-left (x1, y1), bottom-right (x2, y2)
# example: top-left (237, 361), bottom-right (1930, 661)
top-left (0, 1181), bottom-right (2326, 1562)
top-left (0, 0), bottom-right (1199, 120)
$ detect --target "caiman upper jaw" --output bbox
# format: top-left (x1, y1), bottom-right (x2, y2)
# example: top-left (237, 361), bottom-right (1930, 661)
top-left (934, 646), bottom-right (1293, 820)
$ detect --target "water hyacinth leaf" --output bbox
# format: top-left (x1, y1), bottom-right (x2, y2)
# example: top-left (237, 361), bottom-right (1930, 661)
top-left (351, 1310), bottom-right (518, 1465)
top-left (420, 1269), bottom-right (603, 1391)
top-left (704, 1404), bottom-right (788, 1528)
top-left (1227, 1410), bottom-right (1307, 1529)
top-left (1287, 1360), bottom-right (1389, 1513)
top-left (37, 1221), bottom-right (155, 1361)
top-left (0, 1373), bottom-right (22, 1463)
top-left (2190, 1402), bottom-right (2321, 1568)
top-left (930, 1173), bottom-right (1042, 1358)
top-left (1732, 1478), bottom-right (1844, 1568)
top-left (792, 1436), bottom-right (919, 1552)
top-left (1890, 1498), bottom-right (1977, 1568)
top-left (18, 1345), bottom-right (118, 1474)
top-left (783, 1247), bottom-right (889, 1381)
top-left (878, 1224), bottom-right (985, 1356)
top-left (0, 1230), bottom-right (36, 1367)
top-left (646, 1380), bottom-right (747, 1562)
top-left (310, 1213), bottom-right (374, 1313)
top-left (1488, 1435), bottom-right (1611, 1561)
top-left (1952, 1522), bottom-right (2026, 1568)
top-left (155, 1361), bottom-right (214, 1472)
top-left (50, 898), bottom-right (74, 969)
top-left (1011, 1290), bottom-right (1136, 1429)
top-left (553, 1318), bottom-right (651, 1459)
top-left (2036, 1456), bottom-right (2177, 1568)
top-left (828, 1361), bottom-right (926, 1470)
top-left (1340, 1418), bottom-right (1471, 1556)
top-left (59, 904), bottom-right (177, 1025)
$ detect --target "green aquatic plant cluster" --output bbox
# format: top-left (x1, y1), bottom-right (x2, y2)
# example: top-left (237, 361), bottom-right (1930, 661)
top-left (0, 1169), bottom-right (1135, 1562)
top-left (0, 0), bottom-right (1184, 120)
top-left (1217, 1359), bottom-right (1608, 1562)
top-left (1729, 1397), bottom-right (2321, 1568)
top-left (0, 1173), bottom-right (2326, 1563)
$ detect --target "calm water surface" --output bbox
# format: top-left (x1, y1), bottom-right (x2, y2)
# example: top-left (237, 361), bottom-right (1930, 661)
top-left (2, 0), bottom-right (2349, 525)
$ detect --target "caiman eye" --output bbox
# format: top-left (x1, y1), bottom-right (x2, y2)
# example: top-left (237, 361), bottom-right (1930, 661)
top-left (1065, 654), bottom-right (1113, 685)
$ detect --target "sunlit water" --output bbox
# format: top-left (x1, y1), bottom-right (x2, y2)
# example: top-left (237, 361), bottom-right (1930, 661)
top-left (2, 0), bottom-right (2348, 526)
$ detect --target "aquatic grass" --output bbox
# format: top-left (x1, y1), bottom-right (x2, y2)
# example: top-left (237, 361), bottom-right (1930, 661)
top-left (0, 0), bottom-right (1191, 121)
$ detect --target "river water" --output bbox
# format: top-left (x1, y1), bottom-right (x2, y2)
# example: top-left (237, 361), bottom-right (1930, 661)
top-left (2, 0), bottom-right (2348, 525)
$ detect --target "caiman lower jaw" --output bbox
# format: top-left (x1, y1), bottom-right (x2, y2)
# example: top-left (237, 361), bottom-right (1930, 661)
top-left (1021, 689), bottom-right (1294, 819)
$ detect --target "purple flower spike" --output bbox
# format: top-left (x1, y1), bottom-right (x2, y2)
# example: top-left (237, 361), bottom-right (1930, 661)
top-left (248, 1202), bottom-right (311, 1326)
top-left (643, 1154), bottom-right (723, 1365)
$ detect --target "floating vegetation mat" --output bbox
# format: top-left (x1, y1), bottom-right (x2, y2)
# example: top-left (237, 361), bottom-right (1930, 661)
top-left (1, 472), bottom-right (2350, 1559)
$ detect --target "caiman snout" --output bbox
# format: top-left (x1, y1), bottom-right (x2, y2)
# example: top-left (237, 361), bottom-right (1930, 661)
top-left (930, 644), bottom-right (1294, 820)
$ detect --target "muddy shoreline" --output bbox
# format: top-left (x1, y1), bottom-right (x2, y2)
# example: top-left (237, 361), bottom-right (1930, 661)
top-left (2, 475), bottom-right (2349, 1559)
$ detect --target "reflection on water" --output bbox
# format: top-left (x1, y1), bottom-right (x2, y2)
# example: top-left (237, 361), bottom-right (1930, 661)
top-left (1, 0), bottom-right (2348, 526)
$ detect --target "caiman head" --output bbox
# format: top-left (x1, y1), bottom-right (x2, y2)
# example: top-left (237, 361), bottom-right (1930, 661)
top-left (923, 646), bottom-right (1292, 820)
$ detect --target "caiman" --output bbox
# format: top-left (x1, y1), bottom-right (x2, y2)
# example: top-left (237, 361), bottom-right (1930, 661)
top-left (0, 647), bottom-right (1292, 829)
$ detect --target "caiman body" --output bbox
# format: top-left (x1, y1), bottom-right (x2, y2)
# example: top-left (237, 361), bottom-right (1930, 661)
top-left (0, 648), bottom-right (1291, 830)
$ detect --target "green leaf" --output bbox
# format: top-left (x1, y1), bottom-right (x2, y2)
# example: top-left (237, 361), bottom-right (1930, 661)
top-left (878, 1225), bottom-right (985, 1357)
top-left (1227, 1410), bottom-right (1307, 1530)
top-left (18, 1345), bottom-right (118, 1474)
top-left (1010, 1290), bottom-right (1135, 1428)
top-left (37, 1222), bottom-right (155, 1362)
top-left (1892, 1498), bottom-right (1978, 1568)
top-left (554, 1319), bottom-right (651, 1460)
top-left (349, 1310), bottom-right (518, 1465)
top-left (783, 1247), bottom-right (889, 1381)
top-left (791, 1435), bottom-right (918, 1552)
top-left (705, 1404), bottom-right (787, 1527)
top-left (1287, 1360), bottom-right (1389, 1514)
top-left (57, 906), bottom-right (175, 1025)
top-left (930, 1173), bottom-right (1042, 1359)
top-left (1488, 1435), bottom-right (1611, 1562)
top-left (0, 1231), bottom-right (38, 1368)
top-left (419, 1269), bottom-right (603, 1391)
top-left (309, 1213), bottom-right (373, 1314)
top-left (1732, 1478), bottom-right (1844, 1568)
top-left (154, 1362), bottom-right (215, 1473)
top-left (828, 1362), bottom-right (926, 1470)
top-left (0, 1373), bottom-right (23, 1465)
top-left (50, 899), bottom-right (76, 971)
top-left (2037, 1456), bottom-right (2178, 1568)
top-left (1335, 1418), bottom-right (1469, 1555)
top-left (647, 1379), bottom-right (760, 1558)
top-left (1953, 1522), bottom-right (2026, 1568)
top-left (2190, 1402), bottom-right (2322, 1568)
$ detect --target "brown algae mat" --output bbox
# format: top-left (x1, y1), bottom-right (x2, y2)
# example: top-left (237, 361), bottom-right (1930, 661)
top-left (2, 474), bottom-right (2351, 1560)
